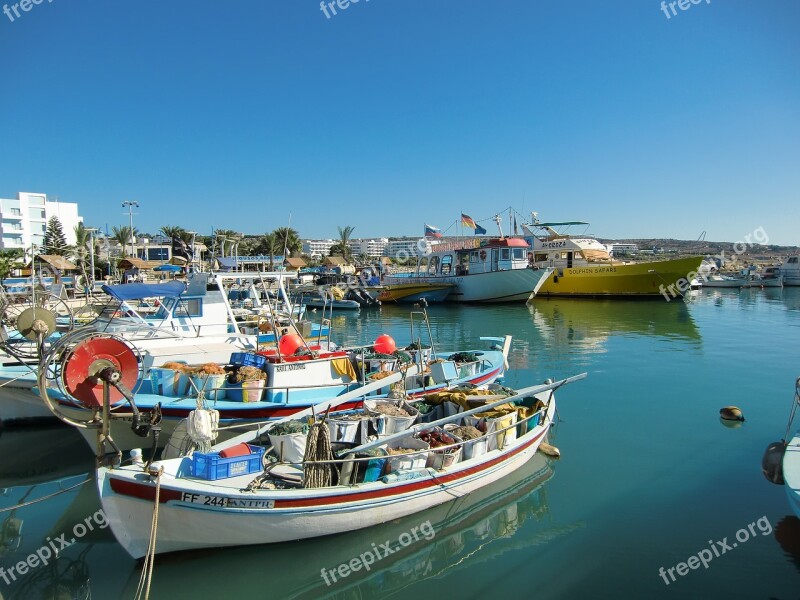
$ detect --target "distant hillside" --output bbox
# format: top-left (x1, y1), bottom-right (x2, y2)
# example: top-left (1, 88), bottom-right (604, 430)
top-left (599, 238), bottom-right (799, 263)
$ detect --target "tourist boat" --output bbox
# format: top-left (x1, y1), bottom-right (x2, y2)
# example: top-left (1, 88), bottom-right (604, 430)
top-left (0, 271), bottom-right (321, 426)
top-left (84, 369), bottom-right (586, 558)
top-left (376, 281), bottom-right (454, 303)
top-left (384, 238), bottom-right (553, 303)
top-left (522, 218), bottom-right (703, 298)
top-left (762, 377), bottom-right (800, 519)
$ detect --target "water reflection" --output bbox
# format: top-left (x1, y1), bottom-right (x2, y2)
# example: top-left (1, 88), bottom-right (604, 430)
top-left (117, 450), bottom-right (581, 599)
top-left (0, 426), bottom-right (94, 488)
top-left (527, 298), bottom-right (701, 353)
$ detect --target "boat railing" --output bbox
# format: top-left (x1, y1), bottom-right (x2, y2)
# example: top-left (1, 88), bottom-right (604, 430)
top-left (264, 406), bottom-right (549, 468)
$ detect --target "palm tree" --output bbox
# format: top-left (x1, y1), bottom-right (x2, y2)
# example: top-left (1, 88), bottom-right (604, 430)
top-left (111, 225), bottom-right (138, 257)
top-left (272, 227), bottom-right (302, 258)
top-left (0, 249), bottom-right (23, 287)
top-left (257, 233), bottom-right (279, 270)
top-left (159, 225), bottom-right (185, 240)
top-left (212, 229), bottom-right (238, 257)
top-left (70, 223), bottom-right (92, 277)
top-left (337, 225), bottom-right (356, 263)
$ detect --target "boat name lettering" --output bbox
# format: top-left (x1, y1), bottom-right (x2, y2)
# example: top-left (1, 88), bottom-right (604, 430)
top-left (227, 499), bottom-right (276, 509)
top-left (275, 363), bottom-right (307, 372)
top-left (568, 267), bottom-right (617, 274)
top-left (541, 241), bottom-right (567, 249)
top-left (181, 492), bottom-right (229, 507)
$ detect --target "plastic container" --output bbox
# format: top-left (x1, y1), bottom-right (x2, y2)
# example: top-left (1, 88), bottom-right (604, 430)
top-left (149, 367), bottom-right (190, 397)
top-left (483, 411), bottom-right (518, 451)
top-left (269, 432), bottom-right (308, 464)
top-left (445, 424), bottom-right (488, 460)
top-left (229, 352), bottom-right (268, 370)
top-left (188, 374), bottom-right (227, 401)
top-left (385, 437), bottom-right (429, 471)
top-left (191, 445), bottom-right (265, 480)
top-left (226, 379), bottom-right (266, 402)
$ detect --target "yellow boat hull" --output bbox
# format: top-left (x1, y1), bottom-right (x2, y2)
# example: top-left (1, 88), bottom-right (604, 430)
top-left (535, 256), bottom-right (703, 298)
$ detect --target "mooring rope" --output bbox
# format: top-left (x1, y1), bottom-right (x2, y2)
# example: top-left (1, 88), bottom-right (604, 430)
top-left (302, 421), bottom-right (334, 488)
top-left (135, 466), bottom-right (163, 600)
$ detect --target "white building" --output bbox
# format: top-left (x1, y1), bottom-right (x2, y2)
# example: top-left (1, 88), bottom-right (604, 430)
top-left (302, 239), bottom-right (336, 259)
top-left (606, 243), bottom-right (638, 257)
top-left (386, 238), bottom-right (429, 259)
top-left (0, 192), bottom-right (83, 252)
top-left (349, 238), bottom-right (389, 258)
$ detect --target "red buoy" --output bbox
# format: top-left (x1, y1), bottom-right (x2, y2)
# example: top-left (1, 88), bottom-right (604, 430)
top-left (278, 333), bottom-right (304, 356)
top-left (373, 334), bottom-right (396, 355)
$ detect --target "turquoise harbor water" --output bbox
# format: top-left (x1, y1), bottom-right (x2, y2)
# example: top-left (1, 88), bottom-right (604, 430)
top-left (1, 288), bottom-right (799, 599)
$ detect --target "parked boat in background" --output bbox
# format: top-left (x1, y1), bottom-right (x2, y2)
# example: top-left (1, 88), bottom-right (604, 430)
top-left (701, 273), bottom-right (748, 288)
top-left (522, 218), bottom-right (703, 298)
top-left (774, 257), bottom-right (800, 287)
top-left (377, 281), bottom-right (453, 303)
top-left (742, 272), bottom-right (783, 289)
top-left (384, 237), bottom-right (552, 303)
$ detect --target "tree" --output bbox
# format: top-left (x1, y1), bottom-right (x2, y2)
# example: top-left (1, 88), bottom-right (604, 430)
top-left (212, 229), bottom-right (238, 257)
top-left (272, 227), bottom-right (302, 258)
top-left (159, 225), bottom-right (185, 241)
top-left (0, 249), bottom-right (23, 286)
top-left (336, 225), bottom-right (356, 262)
top-left (256, 233), bottom-right (279, 270)
top-left (111, 225), bottom-right (138, 257)
top-left (70, 223), bottom-right (92, 274)
top-left (43, 216), bottom-right (69, 255)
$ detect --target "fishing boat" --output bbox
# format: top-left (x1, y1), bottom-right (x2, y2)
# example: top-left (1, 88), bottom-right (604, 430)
top-left (0, 271), bottom-right (323, 426)
top-left (376, 281), bottom-right (454, 303)
top-left (701, 273), bottom-right (747, 288)
top-left (762, 377), bottom-right (800, 519)
top-left (36, 300), bottom-right (512, 453)
top-left (741, 272), bottom-right (783, 289)
top-left (522, 218), bottom-right (703, 298)
top-left (384, 237), bottom-right (553, 303)
top-left (61, 349), bottom-right (585, 558)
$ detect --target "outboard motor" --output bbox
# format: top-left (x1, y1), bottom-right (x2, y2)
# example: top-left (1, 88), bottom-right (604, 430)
top-left (762, 440), bottom-right (787, 485)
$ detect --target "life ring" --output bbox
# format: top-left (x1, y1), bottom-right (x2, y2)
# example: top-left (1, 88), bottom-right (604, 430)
top-left (479, 250), bottom-right (487, 261)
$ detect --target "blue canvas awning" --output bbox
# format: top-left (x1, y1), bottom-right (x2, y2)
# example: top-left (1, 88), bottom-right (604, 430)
top-left (102, 281), bottom-right (187, 301)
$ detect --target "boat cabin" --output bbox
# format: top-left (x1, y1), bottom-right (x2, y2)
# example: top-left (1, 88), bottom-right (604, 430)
top-left (423, 238), bottom-right (531, 277)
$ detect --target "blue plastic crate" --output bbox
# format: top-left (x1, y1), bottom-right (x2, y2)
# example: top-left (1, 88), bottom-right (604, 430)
top-left (229, 352), bottom-right (268, 370)
top-left (191, 445), bottom-right (266, 480)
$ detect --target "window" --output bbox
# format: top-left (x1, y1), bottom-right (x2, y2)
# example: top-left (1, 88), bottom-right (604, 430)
top-left (173, 298), bottom-right (203, 318)
top-left (512, 248), bottom-right (525, 260)
top-left (789, 257), bottom-right (798, 264)
top-left (440, 255), bottom-right (453, 275)
top-left (500, 249), bottom-right (510, 261)
top-left (428, 256), bottom-right (439, 275)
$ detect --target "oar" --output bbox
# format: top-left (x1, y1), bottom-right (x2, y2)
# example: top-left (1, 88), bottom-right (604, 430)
top-left (341, 372), bottom-right (587, 456)
top-left (215, 364), bottom-right (419, 450)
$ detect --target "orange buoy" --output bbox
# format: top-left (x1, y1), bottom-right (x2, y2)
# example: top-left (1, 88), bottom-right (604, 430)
top-left (373, 334), bottom-right (396, 355)
top-left (278, 333), bottom-right (304, 355)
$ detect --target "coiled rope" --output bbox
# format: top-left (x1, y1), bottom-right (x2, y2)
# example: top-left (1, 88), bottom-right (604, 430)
top-left (135, 466), bottom-right (163, 600)
top-left (302, 421), bottom-right (334, 489)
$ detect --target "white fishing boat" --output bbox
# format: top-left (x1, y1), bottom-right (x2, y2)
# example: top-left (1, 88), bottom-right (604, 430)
top-left (0, 271), bottom-right (328, 426)
top-left (741, 272), bottom-right (783, 289)
top-left (75, 365), bottom-right (585, 558)
top-left (762, 377), bottom-right (800, 519)
top-left (701, 273), bottom-right (747, 288)
top-left (384, 237), bottom-right (552, 303)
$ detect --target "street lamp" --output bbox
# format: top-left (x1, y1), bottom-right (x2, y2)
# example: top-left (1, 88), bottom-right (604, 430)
top-left (121, 200), bottom-right (139, 258)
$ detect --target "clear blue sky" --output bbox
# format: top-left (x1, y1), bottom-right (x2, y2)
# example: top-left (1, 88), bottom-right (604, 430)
top-left (1, 0), bottom-right (798, 244)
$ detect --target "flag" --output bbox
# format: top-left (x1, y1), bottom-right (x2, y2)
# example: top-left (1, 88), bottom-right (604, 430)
top-left (424, 224), bottom-right (442, 239)
top-left (172, 236), bottom-right (192, 261)
top-left (461, 213), bottom-right (477, 229)
top-left (475, 223), bottom-right (487, 235)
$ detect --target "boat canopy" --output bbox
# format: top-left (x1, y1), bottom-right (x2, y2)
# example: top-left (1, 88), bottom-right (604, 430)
top-left (102, 281), bottom-right (187, 302)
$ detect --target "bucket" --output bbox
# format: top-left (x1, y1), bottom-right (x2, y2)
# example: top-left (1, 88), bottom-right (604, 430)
top-left (149, 367), bottom-right (189, 397)
top-left (327, 416), bottom-right (362, 443)
top-left (269, 432), bottom-right (307, 464)
top-left (364, 400), bottom-right (419, 436)
top-left (189, 374), bottom-right (227, 400)
top-left (226, 379), bottom-right (266, 403)
top-left (386, 437), bottom-right (429, 472)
